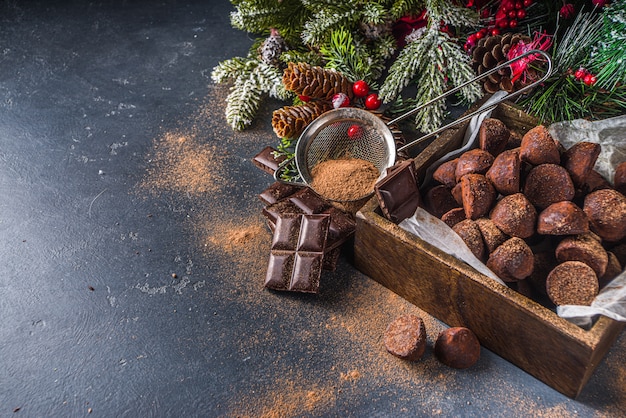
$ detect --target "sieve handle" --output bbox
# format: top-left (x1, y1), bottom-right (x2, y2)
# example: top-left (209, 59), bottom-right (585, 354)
top-left (273, 156), bottom-right (309, 187)
top-left (393, 49), bottom-right (553, 153)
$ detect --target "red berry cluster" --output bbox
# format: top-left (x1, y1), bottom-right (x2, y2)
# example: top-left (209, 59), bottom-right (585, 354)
top-left (573, 68), bottom-right (597, 86)
top-left (464, 0), bottom-right (533, 51)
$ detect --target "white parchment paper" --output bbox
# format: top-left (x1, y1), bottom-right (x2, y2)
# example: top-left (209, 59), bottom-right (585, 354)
top-left (400, 100), bottom-right (626, 329)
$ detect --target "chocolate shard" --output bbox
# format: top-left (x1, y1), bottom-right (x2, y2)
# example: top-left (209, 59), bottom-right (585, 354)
top-left (289, 187), bottom-right (330, 215)
top-left (259, 182), bottom-right (303, 206)
top-left (264, 213), bottom-right (330, 293)
top-left (375, 159), bottom-right (422, 224)
top-left (252, 146), bottom-right (287, 175)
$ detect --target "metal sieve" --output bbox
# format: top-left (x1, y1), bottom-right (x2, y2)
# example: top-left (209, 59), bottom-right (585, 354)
top-left (275, 49), bottom-right (552, 202)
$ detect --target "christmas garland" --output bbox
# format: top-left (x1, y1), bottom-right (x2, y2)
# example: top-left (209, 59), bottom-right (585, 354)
top-left (213, 0), bottom-right (626, 160)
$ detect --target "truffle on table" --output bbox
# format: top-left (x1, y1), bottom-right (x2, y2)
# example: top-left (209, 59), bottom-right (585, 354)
top-left (546, 261), bottom-right (599, 306)
top-left (434, 327), bottom-right (480, 369)
top-left (384, 314), bottom-right (427, 362)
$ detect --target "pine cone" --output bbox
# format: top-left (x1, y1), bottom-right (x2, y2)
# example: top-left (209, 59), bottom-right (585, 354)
top-left (271, 101), bottom-right (332, 139)
top-left (258, 29), bottom-right (288, 67)
top-left (471, 33), bottom-right (531, 94)
top-left (282, 62), bottom-right (353, 101)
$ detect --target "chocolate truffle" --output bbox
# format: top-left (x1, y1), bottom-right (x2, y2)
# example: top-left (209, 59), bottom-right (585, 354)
top-left (582, 169), bottom-right (612, 194)
top-left (486, 148), bottom-right (521, 195)
top-left (455, 149), bottom-right (495, 182)
top-left (519, 125), bottom-right (560, 165)
top-left (460, 174), bottom-right (496, 220)
top-left (523, 164), bottom-right (575, 209)
top-left (490, 193), bottom-right (537, 239)
top-left (583, 189), bottom-right (626, 242)
top-left (537, 201), bottom-right (589, 235)
top-left (486, 237), bottom-right (535, 282)
top-left (441, 207), bottom-right (466, 227)
top-left (555, 233), bottom-right (609, 278)
top-left (432, 158), bottom-right (459, 189)
top-left (546, 261), bottom-right (599, 306)
top-left (600, 252), bottom-right (623, 289)
top-left (425, 185), bottom-right (460, 218)
top-left (479, 118), bottom-right (510, 157)
top-left (475, 218), bottom-right (508, 254)
top-left (434, 327), bottom-right (480, 369)
top-left (562, 141), bottom-right (601, 188)
top-left (615, 161), bottom-right (626, 196)
top-left (453, 219), bottom-right (486, 261)
top-left (384, 314), bottom-right (427, 362)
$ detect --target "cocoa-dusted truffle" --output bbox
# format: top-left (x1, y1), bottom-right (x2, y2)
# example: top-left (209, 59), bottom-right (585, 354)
top-left (441, 207), bottom-right (466, 228)
top-left (555, 233), bottom-right (609, 278)
top-left (519, 125), bottom-right (560, 165)
top-left (434, 327), bottom-right (480, 369)
top-left (486, 148), bottom-right (521, 195)
top-left (384, 314), bottom-right (427, 362)
top-left (537, 201), bottom-right (589, 235)
top-left (453, 219), bottom-right (486, 261)
top-left (486, 237), bottom-right (534, 281)
top-left (479, 118), bottom-right (510, 157)
top-left (583, 188), bottom-right (626, 242)
top-left (562, 141), bottom-right (601, 188)
top-left (475, 218), bottom-right (507, 254)
top-left (490, 193), bottom-right (537, 238)
top-left (455, 149), bottom-right (495, 182)
top-left (546, 261), bottom-right (599, 306)
top-left (600, 252), bottom-right (623, 289)
top-left (432, 158), bottom-right (459, 189)
top-left (615, 161), bottom-right (626, 196)
top-left (451, 182), bottom-right (463, 206)
top-left (425, 185), bottom-right (459, 218)
top-left (523, 164), bottom-right (575, 209)
top-left (582, 169), bottom-right (612, 194)
top-left (460, 173), bottom-right (496, 220)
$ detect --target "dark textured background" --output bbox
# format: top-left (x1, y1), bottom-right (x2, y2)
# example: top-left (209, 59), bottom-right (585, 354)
top-left (1, 1), bottom-right (625, 416)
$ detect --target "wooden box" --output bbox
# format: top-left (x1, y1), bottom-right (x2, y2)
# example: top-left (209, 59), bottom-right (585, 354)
top-left (353, 102), bottom-right (624, 398)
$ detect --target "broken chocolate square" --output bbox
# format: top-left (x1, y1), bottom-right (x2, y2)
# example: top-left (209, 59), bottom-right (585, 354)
top-left (252, 146), bottom-right (287, 175)
top-left (375, 159), bottom-right (422, 224)
top-left (259, 181), bottom-right (303, 206)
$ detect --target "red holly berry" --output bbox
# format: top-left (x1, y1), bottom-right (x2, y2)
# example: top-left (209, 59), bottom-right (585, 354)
top-left (490, 28), bottom-right (501, 36)
top-left (560, 3), bottom-right (575, 19)
top-left (365, 93), bottom-right (382, 110)
top-left (515, 1), bottom-right (524, 10)
top-left (592, 0), bottom-right (609, 8)
top-left (574, 68), bottom-right (586, 79)
top-left (497, 19), bottom-right (509, 28)
top-left (583, 74), bottom-right (597, 86)
top-left (332, 93), bottom-right (350, 109)
top-left (509, 19), bottom-right (518, 28)
top-left (517, 9), bottom-right (526, 19)
top-left (475, 30), bottom-right (485, 40)
top-left (299, 95), bottom-right (311, 102)
top-left (589, 75), bottom-right (598, 85)
top-left (352, 80), bottom-right (369, 98)
top-left (347, 124), bottom-right (363, 139)
top-left (508, 10), bottom-right (517, 19)
top-left (523, 0), bottom-right (533, 7)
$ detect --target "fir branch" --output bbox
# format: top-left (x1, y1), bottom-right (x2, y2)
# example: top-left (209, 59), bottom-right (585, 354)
top-left (211, 56), bottom-right (258, 84)
top-left (280, 49), bottom-right (326, 67)
top-left (230, 0), bottom-right (310, 45)
top-left (301, 6), bottom-right (360, 45)
top-left (361, 2), bottom-right (387, 24)
top-left (590, 1), bottom-right (626, 90)
top-left (254, 62), bottom-right (292, 101)
top-left (319, 27), bottom-right (375, 82)
top-left (225, 69), bottom-right (264, 130)
top-left (388, 0), bottom-right (425, 20)
top-left (437, 32), bottom-right (482, 104)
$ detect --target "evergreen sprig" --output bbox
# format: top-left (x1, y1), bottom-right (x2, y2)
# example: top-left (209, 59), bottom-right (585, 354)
top-left (590, 1), bottom-right (626, 90)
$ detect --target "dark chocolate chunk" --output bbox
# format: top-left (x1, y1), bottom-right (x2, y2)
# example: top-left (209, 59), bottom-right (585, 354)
top-left (375, 159), bottom-right (421, 224)
top-left (262, 199), bottom-right (304, 224)
top-left (252, 146), bottom-right (286, 175)
top-left (264, 213), bottom-right (330, 293)
top-left (289, 187), bottom-right (330, 214)
top-left (259, 182), bottom-right (303, 205)
top-left (321, 206), bottom-right (356, 250)
top-left (322, 247), bottom-right (341, 272)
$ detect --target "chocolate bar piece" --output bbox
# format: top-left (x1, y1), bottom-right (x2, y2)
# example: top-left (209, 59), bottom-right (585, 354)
top-left (262, 199), bottom-right (304, 224)
top-left (252, 146), bottom-right (286, 175)
top-left (289, 187), bottom-right (329, 214)
top-left (321, 206), bottom-right (356, 251)
top-left (375, 159), bottom-right (422, 224)
top-left (265, 213), bottom-right (330, 293)
top-left (259, 181), bottom-right (303, 205)
top-left (322, 247), bottom-right (341, 272)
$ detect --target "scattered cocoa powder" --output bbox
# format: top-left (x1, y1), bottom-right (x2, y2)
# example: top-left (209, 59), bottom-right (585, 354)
top-left (310, 158), bottom-right (379, 201)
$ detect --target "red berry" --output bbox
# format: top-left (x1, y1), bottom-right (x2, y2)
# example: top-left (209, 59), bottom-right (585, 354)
top-left (347, 124), bottom-right (363, 139)
top-left (509, 19), bottom-right (518, 28)
top-left (589, 75), bottom-right (597, 85)
top-left (574, 68), bottom-right (586, 79)
top-left (490, 28), bottom-right (501, 36)
top-left (508, 10), bottom-right (517, 19)
top-left (331, 93), bottom-right (350, 109)
top-left (517, 9), bottom-right (526, 19)
top-left (560, 4), bottom-right (575, 19)
top-left (365, 93), bottom-right (382, 110)
top-left (497, 18), bottom-right (509, 28)
top-left (475, 31), bottom-right (484, 40)
top-left (523, 0), bottom-right (533, 7)
top-left (352, 80), bottom-right (369, 98)
top-left (299, 95), bottom-right (311, 102)
top-left (515, 1), bottom-right (524, 10)
top-left (467, 33), bottom-right (478, 43)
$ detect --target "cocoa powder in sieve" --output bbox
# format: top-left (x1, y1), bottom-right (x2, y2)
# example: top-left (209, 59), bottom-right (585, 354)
top-left (310, 158), bottom-right (379, 201)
